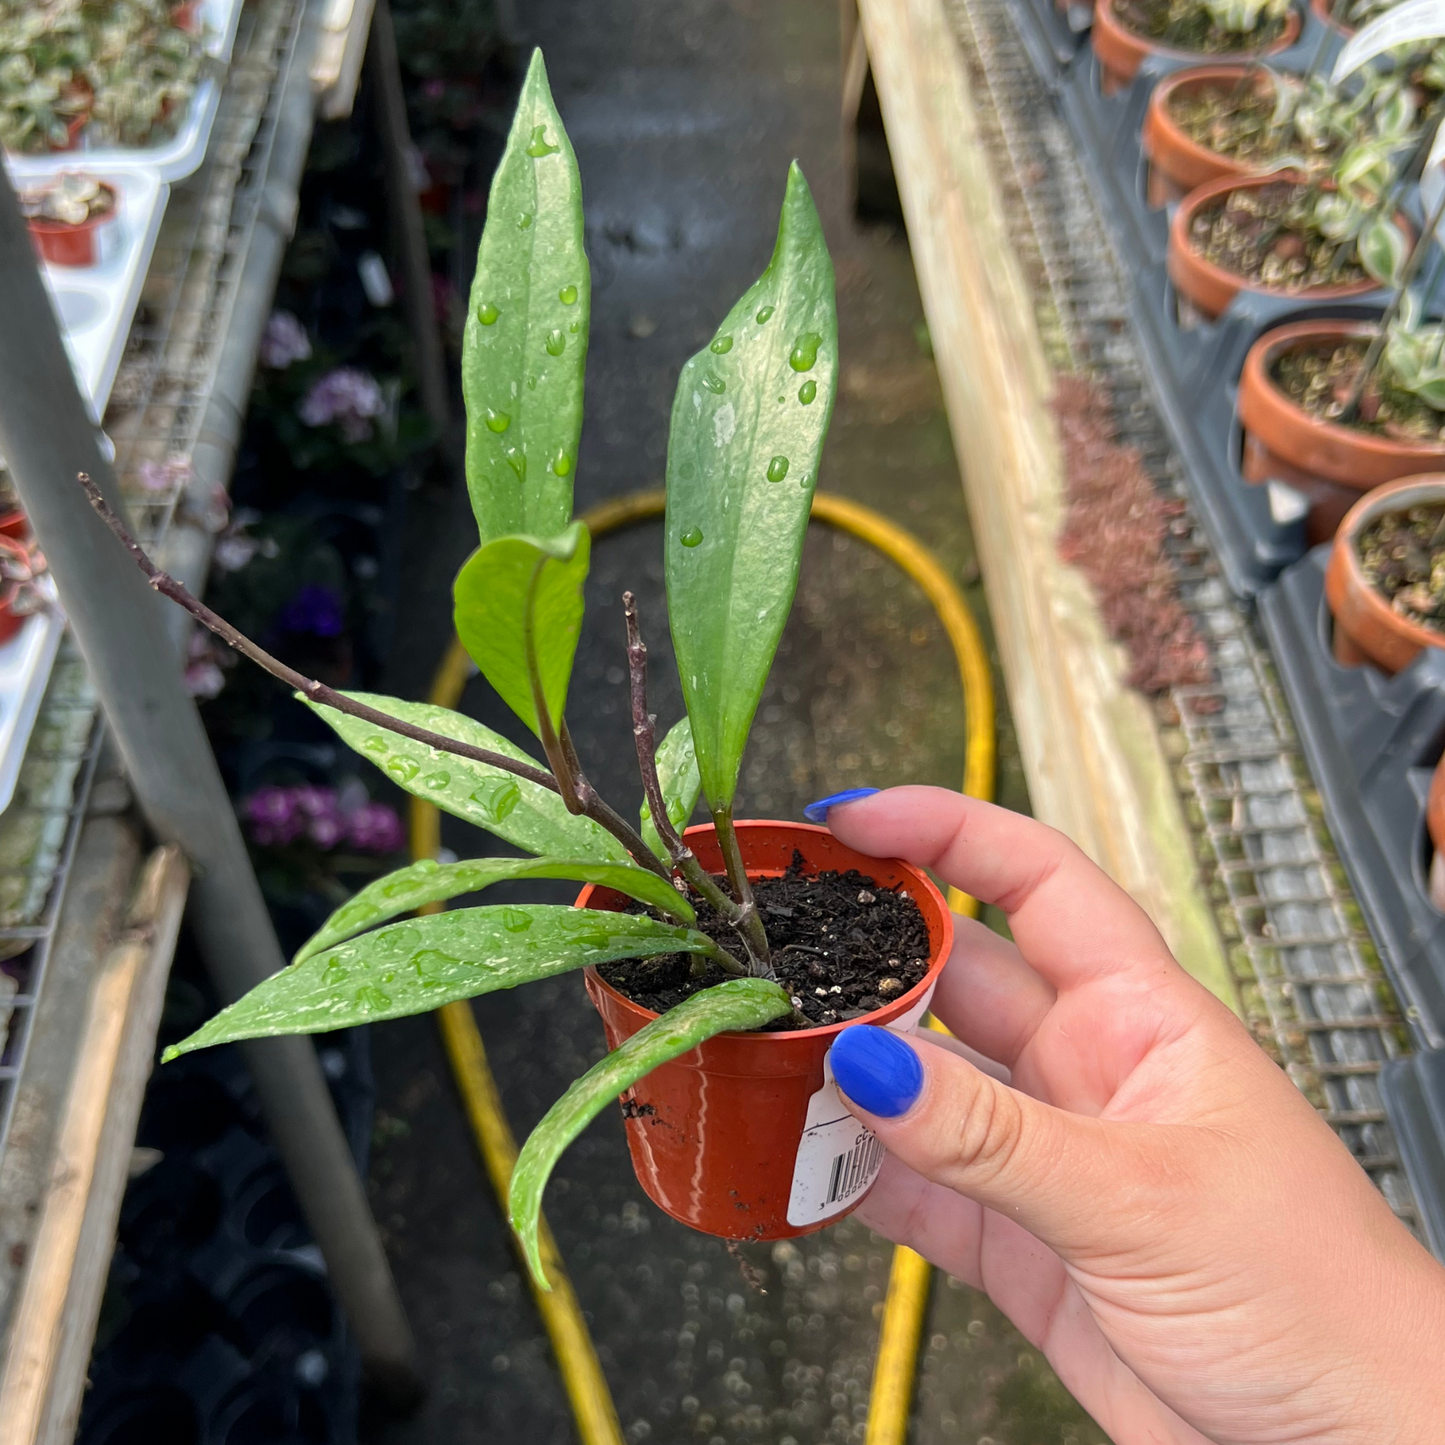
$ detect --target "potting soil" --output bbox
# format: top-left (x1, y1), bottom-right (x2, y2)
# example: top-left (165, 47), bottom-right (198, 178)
top-left (1272, 339), bottom-right (1445, 440)
top-left (1113, 0), bottom-right (1288, 51)
top-left (599, 861), bottom-right (931, 1026)
top-left (1357, 503), bottom-right (1445, 632)
top-left (1167, 82), bottom-right (1293, 168)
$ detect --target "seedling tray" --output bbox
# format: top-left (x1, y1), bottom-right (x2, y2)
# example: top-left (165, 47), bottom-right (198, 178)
top-left (1382, 1046), bottom-right (1445, 1257)
top-left (1260, 547), bottom-right (1445, 1049)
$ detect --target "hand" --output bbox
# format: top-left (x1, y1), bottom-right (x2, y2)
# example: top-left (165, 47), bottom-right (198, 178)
top-left (822, 786), bottom-right (1445, 1445)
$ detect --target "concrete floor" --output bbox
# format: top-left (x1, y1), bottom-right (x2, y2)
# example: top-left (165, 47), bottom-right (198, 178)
top-left (364, 2), bottom-right (1101, 1441)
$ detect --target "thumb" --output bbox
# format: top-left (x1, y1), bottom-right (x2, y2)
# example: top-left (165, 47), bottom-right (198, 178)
top-left (830, 1025), bottom-right (1177, 1257)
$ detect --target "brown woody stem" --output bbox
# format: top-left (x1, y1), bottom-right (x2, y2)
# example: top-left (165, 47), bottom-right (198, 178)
top-left (79, 472), bottom-right (671, 881)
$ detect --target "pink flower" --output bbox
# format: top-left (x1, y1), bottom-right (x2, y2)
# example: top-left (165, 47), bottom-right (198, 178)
top-left (298, 368), bottom-right (386, 443)
top-left (244, 786), bottom-right (306, 847)
top-left (347, 802), bottom-right (404, 855)
top-left (260, 311), bottom-right (312, 369)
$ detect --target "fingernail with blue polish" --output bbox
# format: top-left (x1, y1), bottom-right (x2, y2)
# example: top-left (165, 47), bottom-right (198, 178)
top-left (830, 1025), bottom-right (924, 1118)
top-left (803, 787), bottom-right (880, 824)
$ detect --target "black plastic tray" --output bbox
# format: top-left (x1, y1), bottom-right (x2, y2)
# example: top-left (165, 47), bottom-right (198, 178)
top-left (1382, 1047), bottom-right (1445, 1256)
top-left (1260, 548), bottom-right (1445, 1048)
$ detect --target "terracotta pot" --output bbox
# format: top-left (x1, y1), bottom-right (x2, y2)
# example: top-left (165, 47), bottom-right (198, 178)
top-left (171, 0), bottom-right (203, 32)
top-left (579, 820), bottom-right (954, 1242)
top-left (1092, 0), bottom-right (1300, 94)
top-left (0, 534), bottom-right (35, 647)
top-left (1310, 0), bottom-right (1354, 32)
top-left (1324, 475), bottom-right (1445, 674)
top-left (1142, 64), bottom-right (1277, 207)
top-left (1238, 322), bottom-right (1445, 543)
top-left (26, 183), bottom-right (118, 268)
top-left (1429, 755), bottom-right (1445, 911)
top-left (1169, 175), bottom-right (1405, 323)
top-left (0, 509), bottom-right (29, 542)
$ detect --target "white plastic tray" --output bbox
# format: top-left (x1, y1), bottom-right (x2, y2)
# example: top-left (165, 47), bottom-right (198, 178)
top-left (4, 0), bottom-right (244, 184)
top-left (0, 604), bottom-right (66, 816)
top-left (33, 168), bottom-right (169, 422)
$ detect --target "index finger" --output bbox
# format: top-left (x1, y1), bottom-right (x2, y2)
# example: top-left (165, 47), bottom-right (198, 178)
top-left (823, 786), bottom-right (1174, 992)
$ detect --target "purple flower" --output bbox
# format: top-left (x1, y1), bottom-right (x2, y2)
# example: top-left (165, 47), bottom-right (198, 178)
top-left (298, 367), bottom-right (385, 442)
top-left (347, 802), bottom-right (404, 855)
top-left (278, 584), bottom-right (345, 638)
top-left (260, 311), bottom-right (313, 369)
top-left (244, 786), bottom-right (306, 847)
top-left (135, 454), bottom-right (194, 495)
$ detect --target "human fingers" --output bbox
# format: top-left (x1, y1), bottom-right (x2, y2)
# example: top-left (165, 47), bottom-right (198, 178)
top-left (928, 914), bottom-right (1053, 1069)
top-left (821, 786), bottom-right (1178, 993)
top-left (830, 1023), bottom-right (1192, 1257)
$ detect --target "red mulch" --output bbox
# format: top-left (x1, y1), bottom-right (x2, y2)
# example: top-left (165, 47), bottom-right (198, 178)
top-left (1052, 375), bottom-right (1210, 694)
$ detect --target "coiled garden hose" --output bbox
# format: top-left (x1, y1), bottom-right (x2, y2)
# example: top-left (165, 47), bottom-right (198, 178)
top-left (409, 490), bottom-right (996, 1445)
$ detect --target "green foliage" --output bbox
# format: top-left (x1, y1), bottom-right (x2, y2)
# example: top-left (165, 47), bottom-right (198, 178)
top-left (462, 51), bottom-right (589, 545)
top-left (508, 977), bottom-right (792, 1285)
top-left (1383, 293), bottom-right (1445, 410)
top-left (304, 691), bottom-right (628, 861)
top-left (664, 162), bottom-right (837, 813)
top-left (295, 855), bottom-right (694, 964)
top-left (640, 718), bottom-right (702, 860)
top-left (163, 907), bottom-right (725, 1058)
top-left (453, 522), bottom-right (589, 739)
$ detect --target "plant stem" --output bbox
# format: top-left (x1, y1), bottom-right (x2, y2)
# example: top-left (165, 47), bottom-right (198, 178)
top-left (79, 472), bottom-right (672, 881)
top-left (620, 592), bottom-right (769, 968)
top-left (1339, 179), bottom-right (1445, 423)
top-left (711, 804), bottom-right (771, 973)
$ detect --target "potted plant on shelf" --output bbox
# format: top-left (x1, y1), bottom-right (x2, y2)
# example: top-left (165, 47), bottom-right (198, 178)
top-left (84, 0), bottom-right (203, 148)
top-left (1092, 0), bottom-right (1302, 94)
top-left (83, 53), bottom-right (955, 1279)
top-left (20, 172), bottom-right (118, 267)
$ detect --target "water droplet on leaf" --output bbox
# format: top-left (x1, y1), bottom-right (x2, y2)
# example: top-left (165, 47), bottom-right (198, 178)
top-left (525, 125), bottom-right (560, 157)
top-left (485, 408), bottom-right (510, 433)
top-left (423, 772), bottom-right (450, 790)
top-left (559, 283), bottom-right (579, 304)
top-left (321, 960), bottom-right (349, 986)
top-left (490, 780), bottom-right (521, 820)
top-left (477, 301), bottom-right (499, 325)
top-left (505, 447), bottom-right (526, 481)
top-left (410, 949), bottom-right (461, 981)
top-left (545, 329), bottom-right (566, 356)
top-left (354, 985), bottom-right (391, 1011)
top-left (680, 527), bottom-right (703, 547)
top-left (756, 305), bottom-right (775, 323)
top-left (710, 335), bottom-right (733, 353)
top-left (361, 735), bottom-right (388, 754)
top-left (518, 212), bottom-right (533, 230)
top-left (789, 332), bottom-right (823, 372)
top-left (386, 757), bottom-right (420, 783)
top-left (552, 450), bottom-right (573, 477)
top-left (766, 455), bottom-right (790, 482)
top-left (500, 908), bottom-right (533, 933)
top-left (798, 379), bottom-right (817, 404)
top-left (702, 373), bottom-right (725, 394)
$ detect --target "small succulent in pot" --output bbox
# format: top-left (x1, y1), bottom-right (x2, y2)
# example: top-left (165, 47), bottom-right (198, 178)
top-left (19, 171), bottom-right (114, 226)
top-left (84, 52), bottom-right (954, 1273)
top-left (84, 0), bottom-right (203, 148)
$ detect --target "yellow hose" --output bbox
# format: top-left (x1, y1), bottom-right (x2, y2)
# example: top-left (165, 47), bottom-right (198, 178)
top-left (410, 489), bottom-right (996, 1445)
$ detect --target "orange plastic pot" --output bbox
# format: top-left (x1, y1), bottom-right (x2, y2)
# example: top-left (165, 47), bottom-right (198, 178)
top-left (579, 819), bottom-right (954, 1241)
top-left (1239, 322), bottom-right (1445, 544)
top-left (26, 184), bottom-right (117, 268)
top-left (1168, 175), bottom-right (1405, 323)
top-left (1142, 64), bottom-right (1276, 207)
top-left (1092, 0), bottom-right (1299, 94)
top-left (1324, 475), bottom-right (1445, 673)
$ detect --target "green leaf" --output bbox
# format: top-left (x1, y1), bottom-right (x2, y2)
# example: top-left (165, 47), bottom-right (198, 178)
top-left (462, 50), bottom-right (589, 546)
top-left (163, 907), bottom-right (722, 1059)
top-left (1358, 214), bottom-right (1409, 288)
top-left (295, 855), bottom-right (693, 965)
top-left (640, 717), bottom-right (702, 861)
top-left (454, 523), bottom-right (589, 737)
top-left (664, 163), bottom-right (837, 811)
top-left (509, 978), bottom-right (792, 1286)
top-left (304, 691), bottom-right (627, 862)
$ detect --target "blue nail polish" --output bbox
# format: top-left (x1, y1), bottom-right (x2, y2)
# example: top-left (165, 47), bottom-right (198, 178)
top-left (803, 787), bottom-right (880, 823)
top-left (830, 1025), bottom-right (923, 1118)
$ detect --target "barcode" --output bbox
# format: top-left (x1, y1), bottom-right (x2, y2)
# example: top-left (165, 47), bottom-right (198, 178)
top-left (825, 1132), bottom-right (884, 1205)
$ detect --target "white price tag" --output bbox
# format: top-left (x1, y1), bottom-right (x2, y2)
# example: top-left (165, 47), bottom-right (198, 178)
top-left (785, 989), bottom-right (935, 1227)
top-left (1332, 0), bottom-right (1445, 82)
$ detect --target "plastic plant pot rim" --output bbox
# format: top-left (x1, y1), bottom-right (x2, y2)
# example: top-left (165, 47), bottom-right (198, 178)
top-left (577, 818), bottom-right (954, 1048)
top-left (1093, 0), bottom-right (1301, 83)
top-left (1168, 174), bottom-right (1410, 317)
top-left (1327, 474), bottom-right (1445, 663)
top-left (1143, 64), bottom-right (1279, 188)
top-left (1240, 320), bottom-right (1445, 483)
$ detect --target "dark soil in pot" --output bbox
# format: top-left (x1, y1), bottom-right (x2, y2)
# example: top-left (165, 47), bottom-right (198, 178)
top-left (1190, 179), bottom-right (1367, 290)
top-left (599, 857), bottom-right (930, 1028)
top-left (1113, 0), bottom-right (1289, 51)
top-left (1357, 501), bottom-right (1445, 634)
top-left (1167, 77), bottom-right (1299, 167)
top-left (1272, 340), bottom-right (1445, 442)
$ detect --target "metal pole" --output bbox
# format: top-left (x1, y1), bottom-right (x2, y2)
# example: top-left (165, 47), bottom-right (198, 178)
top-left (0, 167), bottom-right (421, 1403)
top-left (368, 0), bottom-right (452, 442)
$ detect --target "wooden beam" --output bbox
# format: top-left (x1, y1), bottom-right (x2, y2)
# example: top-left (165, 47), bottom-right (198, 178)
top-left (0, 846), bottom-right (189, 1445)
top-left (855, 0), bottom-right (1236, 1010)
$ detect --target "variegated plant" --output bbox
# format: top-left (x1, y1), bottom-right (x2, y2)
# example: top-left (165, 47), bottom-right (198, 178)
top-left (123, 52), bottom-right (839, 1287)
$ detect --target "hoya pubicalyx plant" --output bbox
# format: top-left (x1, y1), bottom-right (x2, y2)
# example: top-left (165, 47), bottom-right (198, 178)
top-left (145, 51), bottom-right (838, 1288)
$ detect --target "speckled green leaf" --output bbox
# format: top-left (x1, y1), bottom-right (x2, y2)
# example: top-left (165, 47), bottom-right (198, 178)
top-left (295, 855), bottom-right (693, 965)
top-left (509, 977), bottom-right (793, 1286)
top-left (304, 690), bottom-right (626, 862)
top-left (453, 523), bottom-right (589, 737)
top-left (665, 163), bottom-right (837, 810)
top-left (640, 717), bottom-right (701, 861)
top-left (463, 50), bottom-right (589, 545)
top-left (163, 908), bottom-right (723, 1059)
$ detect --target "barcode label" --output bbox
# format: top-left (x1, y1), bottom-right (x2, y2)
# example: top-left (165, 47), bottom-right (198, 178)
top-left (826, 1132), bottom-right (885, 1205)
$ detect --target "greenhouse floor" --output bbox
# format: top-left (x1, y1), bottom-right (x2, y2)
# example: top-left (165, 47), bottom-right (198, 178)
top-left (358, 2), bottom-right (1087, 1443)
